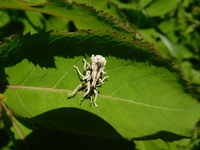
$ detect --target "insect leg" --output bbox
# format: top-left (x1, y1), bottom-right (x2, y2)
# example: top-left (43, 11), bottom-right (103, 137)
top-left (84, 82), bottom-right (91, 96)
top-left (100, 76), bottom-right (109, 82)
top-left (68, 84), bottom-right (84, 96)
top-left (96, 76), bottom-right (109, 86)
top-left (82, 59), bottom-right (90, 71)
top-left (80, 97), bottom-right (84, 105)
top-left (73, 65), bottom-right (85, 78)
top-left (93, 88), bottom-right (98, 107)
top-left (82, 70), bottom-right (91, 80)
top-left (80, 82), bottom-right (90, 105)
top-left (89, 95), bottom-right (93, 106)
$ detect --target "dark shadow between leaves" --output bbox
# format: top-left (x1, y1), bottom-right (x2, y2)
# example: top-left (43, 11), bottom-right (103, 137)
top-left (133, 131), bottom-right (187, 142)
top-left (0, 69), bottom-right (8, 93)
top-left (13, 125), bottom-right (136, 150)
top-left (0, 128), bottom-right (11, 149)
top-left (24, 126), bottom-right (136, 150)
top-left (14, 107), bottom-right (136, 150)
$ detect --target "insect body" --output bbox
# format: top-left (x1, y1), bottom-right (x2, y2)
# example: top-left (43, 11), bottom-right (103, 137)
top-left (68, 55), bottom-right (109, 107)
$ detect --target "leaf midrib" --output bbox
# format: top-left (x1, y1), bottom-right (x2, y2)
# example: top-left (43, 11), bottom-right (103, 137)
top-left (3, 85), bottom-right (198, 112)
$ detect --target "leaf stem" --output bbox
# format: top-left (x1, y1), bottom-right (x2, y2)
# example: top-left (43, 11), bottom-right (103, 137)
top-left (0, 100), bottom-right (31, 150)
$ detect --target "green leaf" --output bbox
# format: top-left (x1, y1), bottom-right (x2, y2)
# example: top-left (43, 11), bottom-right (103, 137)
top-left (145, 0), bottom-right (180, 17)
top-left (141, 9), bottom-right (182, 60)
top-left (135, 139), bottom-right (177, 150)
top-left (108, 0), bottom-right (138, 9)
top-left (0, 0), bottom-right (151, 47)
top-left (23, 10), bottom-right (45, 33)
top-left (0, 31), bottom-right (199, 140)
top-left (73, 0), bottom-right (126, 22)
top-left (135, 136), bottom-right (200, 150)
top-left (44, 16), bottom-right (70, 32)
top-left (0, 10), bottom-right (10, 28)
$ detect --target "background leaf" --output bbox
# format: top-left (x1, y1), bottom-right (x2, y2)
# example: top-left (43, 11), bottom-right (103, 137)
top-left (0, 31), bottom-right (199, 140)
top-left (0, 0), bottom-right (151, 47)
top-left (141, 9), bottom-right (182, 60)
top-left (145, 0), bottom-right (180, 17)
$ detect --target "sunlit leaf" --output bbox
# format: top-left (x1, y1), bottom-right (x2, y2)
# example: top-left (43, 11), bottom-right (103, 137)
top-left (0, 31), bottom-right (199, 140)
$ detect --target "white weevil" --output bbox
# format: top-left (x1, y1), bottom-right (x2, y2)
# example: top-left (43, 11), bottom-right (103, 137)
top-left (68, 55), bottom-right (109, 107)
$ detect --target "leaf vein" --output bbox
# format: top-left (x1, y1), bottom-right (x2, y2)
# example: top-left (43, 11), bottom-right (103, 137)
top-left (15, 89), bottom-right (34, 116)
top-left (4, 85), bottom-right (199, 112)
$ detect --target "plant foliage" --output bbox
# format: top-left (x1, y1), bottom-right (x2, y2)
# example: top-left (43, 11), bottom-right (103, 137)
top-left (0, 0), bottom-right (200, 150)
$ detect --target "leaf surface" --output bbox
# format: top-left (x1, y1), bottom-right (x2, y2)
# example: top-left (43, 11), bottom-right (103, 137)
top-left (0, 0), bottom-right (150, 47)
top-left (0, 31), bottom-right (199, 140)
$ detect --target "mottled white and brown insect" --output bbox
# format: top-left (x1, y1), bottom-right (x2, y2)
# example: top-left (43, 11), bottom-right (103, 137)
top-left (68, 54), bottom-right (109, 107)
